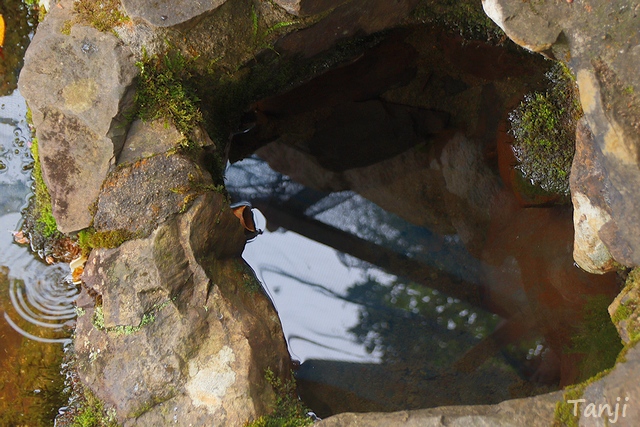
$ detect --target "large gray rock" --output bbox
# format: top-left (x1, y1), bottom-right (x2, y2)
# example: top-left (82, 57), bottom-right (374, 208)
top-left (482, 0), bottom-right (562, 52)
top-left (93, 153), bottom-right (212, 238)
top-left (316, 391), bottom-right (563, 427)
top-left (481, 0), bottom-right (640, 268)
top-left (116, 119), bottom-right (183, 166)
top-left (18, 0), bottom-right (137, 232)
top-left (77, 193), bottom-right (290, 426)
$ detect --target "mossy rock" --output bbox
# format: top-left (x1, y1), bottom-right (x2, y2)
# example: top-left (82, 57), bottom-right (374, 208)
top-left (608, 268), bottom-right (640, 345)
top-left (509, 62), bottom-right (582, 200)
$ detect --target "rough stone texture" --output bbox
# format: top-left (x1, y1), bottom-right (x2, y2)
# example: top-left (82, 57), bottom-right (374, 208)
top-left (272, 0), bottom-right (342, 17)
top-left (77, 193), bottom-right (290, 426)
top-left (608, 269), bottom-right (640, 345)
top-left (482, 0), bottom-right (562, 52)
top-left (18, 0), bottom-right (137, 232)
top-left (570, 118), bottom-right (616, 274)
top-left (121, 0), bottom-right (228, 27)
top-left (316, 391), bottom-right (563, 427)
top-left (482, 0), bottom-right (640, 268)
top-left (117, 119), bottom-right (183, 166)
top-left (93, 153), bottom-right (211, 238)
top-left (579, 343), bottom-right (640, 427)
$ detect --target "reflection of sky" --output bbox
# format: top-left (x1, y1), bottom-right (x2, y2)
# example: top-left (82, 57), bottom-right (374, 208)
top-left (228, 156), bottom-right (487, 364)
top-left (226, 156), bottom-right (483, 285)
top-left (244, 229), bottom-right (385, 363)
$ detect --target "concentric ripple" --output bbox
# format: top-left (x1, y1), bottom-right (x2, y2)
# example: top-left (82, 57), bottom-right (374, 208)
top-left (3, 269), bottom-right (78, 344)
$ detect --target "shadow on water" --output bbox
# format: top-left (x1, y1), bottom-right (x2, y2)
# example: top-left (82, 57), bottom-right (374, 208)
top-left (0, 3), bottom-right (76, 424)
top-left (226, 25), bottom-right (622, 418)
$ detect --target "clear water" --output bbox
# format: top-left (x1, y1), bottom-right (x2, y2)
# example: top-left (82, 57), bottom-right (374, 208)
top-left (226, 153), bottom-right (620, 417)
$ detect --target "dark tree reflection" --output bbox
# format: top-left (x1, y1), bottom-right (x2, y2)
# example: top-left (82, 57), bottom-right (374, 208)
top-left (346, 277), bottom-right (498, 375)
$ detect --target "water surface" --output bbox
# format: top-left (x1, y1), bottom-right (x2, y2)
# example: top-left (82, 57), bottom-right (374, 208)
top-left (0, 3), bottom-right (76, 424)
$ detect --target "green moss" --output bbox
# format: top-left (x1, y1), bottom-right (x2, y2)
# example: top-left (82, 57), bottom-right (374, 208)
top-left (612, 301), bottom-right (634, 325)
top-left (250, 5), bottom-right (300, 52)
top-left (72, 0), bottom-right (129, 33)
top-left (130, 50), bottom-right (203, 149)
top-left (30, 136), bottom-right (61, 238)
top-left (244, 369), bottom-right (312, 427)
top-left (78, 228), bottom-right (139, 256)
top-left (565, 295), bottom-right (623, 382)
top-left (171, 177), bottom-right (226, 213)
top-left (553, 369), bottom-right (612, 427)
top-left (92, 305), bottom-right (105, 330)
top-left (72, 390), bottom-right (118, 427)
top-left (61, 19), bottom-right (73, 35)
top-left (509, 62), bottom-right (582, 199)
top-left (93, 299), bottom-right (173, 335)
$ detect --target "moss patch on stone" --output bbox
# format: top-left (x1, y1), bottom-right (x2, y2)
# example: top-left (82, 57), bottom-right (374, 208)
top-left (72, 0), bottom-right (129, 34)
top-left (70, 389), bottom-right (118, 427)
top-left (609, 268), bottom-right (640, 345)
top-left (244, 369), bottom-right (312, 427)
top-left (553, 368), bottom-right (613, 427)
top-left (91, 299), bottom-right (172, 336)
top-left (28, 115), bottom-right (60, 239)
top-left (130, 50), bottom-right (204, 154)
top-left (78, 227), bottom-right (139, 256)
top-left (509, 62), bottom-right (582, 200)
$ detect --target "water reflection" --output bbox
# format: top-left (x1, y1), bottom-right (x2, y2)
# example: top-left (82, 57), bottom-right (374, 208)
top-left (227, 153), bottom-right (620, 417)
top-left (0, 34), bottom-right (73, 423)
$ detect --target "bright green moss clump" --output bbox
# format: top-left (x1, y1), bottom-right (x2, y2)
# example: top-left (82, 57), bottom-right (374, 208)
top-left (509, 62), bottom-right (582, 199)
top-left (72, 390), bottom-right (118, 427)
top-left (244, 369), bottom-right (313, 427)
top-left (553, 369), bottom-right (612, 427)
top-left (73, 0), bottom-right (129, 33)
top-left (78, 227), bottom-right (139, 256)
top-left (30, 136), bottom-right (60, 238)
top-left (131, 51), bottom-right (203, 150)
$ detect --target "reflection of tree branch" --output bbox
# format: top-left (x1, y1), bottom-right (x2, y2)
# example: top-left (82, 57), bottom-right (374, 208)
top-left (258, 265), bottom-right (362, 306)
top-left (287, 334), bottom-right (374, 359)
top-left (252, 201), bottom-right (500, 315)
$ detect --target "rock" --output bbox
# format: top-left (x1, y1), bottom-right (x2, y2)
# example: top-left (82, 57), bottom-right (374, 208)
top-left (570, 118), bottom-right (617, 274)
top-left (608, 269), bottom-right (640, 345)
top-left (121, 0), bottom-right (228, 27)
top-left (93, 153), bottom-right (213, 238)
top-left (18, 0), bottom-right (137, 232)
top-left (315, 391), bottom-right (563, 427)
top-left (77, 193), bottom-right (290, 425)
top-left (575, 66), bottom-right (640, 268)
top-left (117, 119), bottom-right (183, 166)
top-left (481, 0), bottom-right (562, 52)
top-left (482, 0), bottom-right (640, 268)
top-left (272, 0), bottom-right (341, 17)
top-left (579, 343), bottom-right (640, 426)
